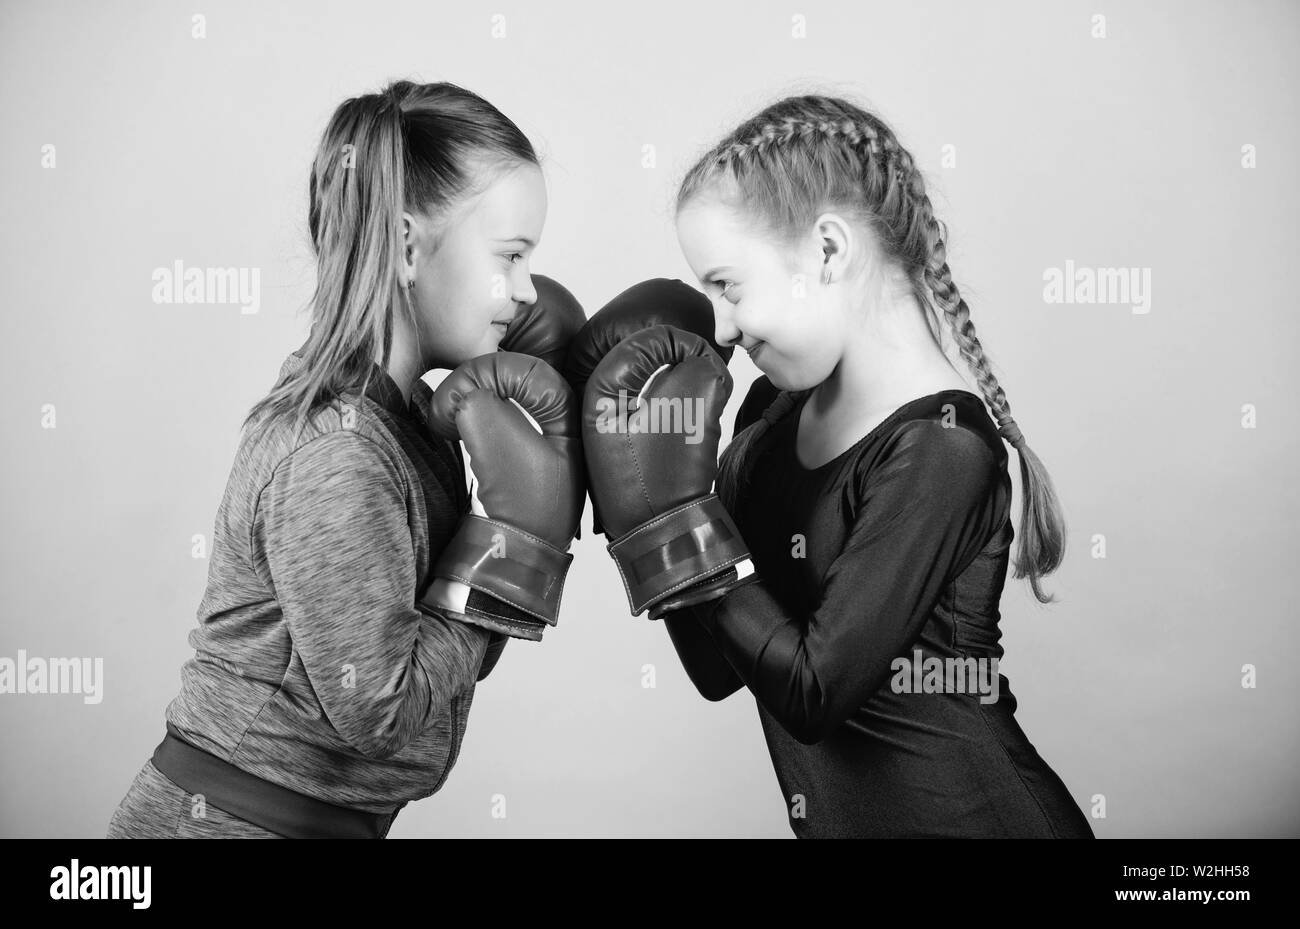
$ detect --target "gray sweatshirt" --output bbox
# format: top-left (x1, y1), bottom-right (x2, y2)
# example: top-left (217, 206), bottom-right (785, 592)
top-left (163, 349), bottom-right (501, 814)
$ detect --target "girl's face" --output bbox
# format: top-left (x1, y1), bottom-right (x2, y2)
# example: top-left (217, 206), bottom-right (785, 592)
top-left (675, 197), bottom-right (852, 392)
top-left (411, 162), bottom-right (548, 369)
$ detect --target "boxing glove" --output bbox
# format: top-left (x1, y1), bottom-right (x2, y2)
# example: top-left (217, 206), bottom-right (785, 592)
top-left (499, 274), bottom-right (588, 540)
top-left (583, 325), bottom-right (755, 619)
top-left (563, 278), bottom-right (735, 536)
top-left (498, 275), bottom-right (587, 371)
top-left (419, 352), bottom-right (584, 640)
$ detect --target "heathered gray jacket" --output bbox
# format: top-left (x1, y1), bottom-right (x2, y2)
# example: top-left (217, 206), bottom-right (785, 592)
top-left (163, 349), bottom-right (502, 814)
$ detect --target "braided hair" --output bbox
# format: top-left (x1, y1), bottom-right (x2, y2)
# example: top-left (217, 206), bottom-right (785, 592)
top-left (680, 95), bottom-right (1063, 604)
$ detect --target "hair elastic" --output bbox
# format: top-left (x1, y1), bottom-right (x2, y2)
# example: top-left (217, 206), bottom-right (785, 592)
top-left (996, 413), bottom-right (1025, 447)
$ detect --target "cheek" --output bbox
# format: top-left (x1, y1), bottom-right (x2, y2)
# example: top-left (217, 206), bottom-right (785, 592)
top-left (414, 284), bottom-right (448, 334)
top-left (437, 267), bottom-right (495, 329)
top-left (487, 261), bottom-right (522, 316)
top-left (805, 296), bottom-right (854, 343)
top-left (733, 293), bottom-right (781, 337)
top-left (770, 307), bottom-right (841, 370)
top-left (766, 295), bottom-right (822, 346)
top-left (415, 282), bottom-right (481, 361)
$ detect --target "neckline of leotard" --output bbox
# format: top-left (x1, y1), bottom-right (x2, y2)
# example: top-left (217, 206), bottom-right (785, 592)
top-left (787, 388), bottom-right (985, 474)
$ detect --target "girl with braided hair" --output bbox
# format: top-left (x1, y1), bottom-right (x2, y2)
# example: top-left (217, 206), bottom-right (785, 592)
top-left (664, 94), bottom-right (1093, 838)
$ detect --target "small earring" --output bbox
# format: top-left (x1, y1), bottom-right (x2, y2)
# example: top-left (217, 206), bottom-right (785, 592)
top-left (820, 262), bottom-right (832, 286)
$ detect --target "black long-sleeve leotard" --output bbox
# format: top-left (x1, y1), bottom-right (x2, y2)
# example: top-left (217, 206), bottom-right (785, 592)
top-left (663, 377), bottom-right (1094, 838)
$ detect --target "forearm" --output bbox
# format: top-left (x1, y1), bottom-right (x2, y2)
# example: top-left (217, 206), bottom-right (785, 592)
top-left (694, 580), bottom-right (837, 744)
top-left (662, 603), bottom-right (744, 701)
top-left (306, 609), bottom-right (490, 761)
top-left (410, 610), bottom-right (493, 715)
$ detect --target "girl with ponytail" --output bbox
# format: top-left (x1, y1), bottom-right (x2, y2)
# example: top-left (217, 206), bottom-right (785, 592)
top-left (107, 80), bottom-right (550, 838)
top-left (664, 94), bottom-right (1093, 838)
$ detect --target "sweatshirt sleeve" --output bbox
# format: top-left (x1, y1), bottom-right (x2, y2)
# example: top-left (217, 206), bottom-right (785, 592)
top-left (660, 376), bottom-right (779, 701)
top-left (694, 420), bottom-right (1004, 745)
top-left (255, 430), bottom-right (491, 760)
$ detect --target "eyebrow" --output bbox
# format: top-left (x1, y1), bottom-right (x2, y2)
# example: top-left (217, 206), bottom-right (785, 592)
top-left (495, 236), bottom-right (537, 247)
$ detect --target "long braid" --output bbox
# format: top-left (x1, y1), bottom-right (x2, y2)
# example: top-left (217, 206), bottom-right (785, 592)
top-left (716, 387), bottom-right (810, 514)
top-left (900, 146), bottom-right (1065, 603)
top-left (680, 96), bottom-right (1066, 603)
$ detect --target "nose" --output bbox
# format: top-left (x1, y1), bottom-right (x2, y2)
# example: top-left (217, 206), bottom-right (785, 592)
top-left (712, 298), bottom-right (742, 349)
top-left (513, 267), bottom-right (538, 306)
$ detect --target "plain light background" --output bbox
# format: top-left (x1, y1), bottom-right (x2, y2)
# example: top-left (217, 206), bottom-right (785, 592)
top-left (2, 0), bottom-right (1296, 838)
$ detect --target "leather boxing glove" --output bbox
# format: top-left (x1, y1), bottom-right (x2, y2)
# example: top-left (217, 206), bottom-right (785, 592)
top-left (419, 352), bottom-right (584, 640)
top-left (563, 278), bottom-right (735, 536)
top-left (499, 274), bottom-right (588, 540)
top-left (498, 274), bottom-right (587, 371)
top-left (583, 325), bottom-right (756, 619)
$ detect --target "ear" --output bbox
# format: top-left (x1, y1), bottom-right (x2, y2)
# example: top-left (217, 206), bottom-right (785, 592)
top-left (400, 211), bottom-right (421, 286)
top-left (813, 211), bottom-right (855, 284)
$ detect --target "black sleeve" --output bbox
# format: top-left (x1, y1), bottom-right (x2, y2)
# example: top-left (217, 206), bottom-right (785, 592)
top-left (693, 420), bottom-right (1004, 743)
top-left (660, 376), bottom-right (777, 701)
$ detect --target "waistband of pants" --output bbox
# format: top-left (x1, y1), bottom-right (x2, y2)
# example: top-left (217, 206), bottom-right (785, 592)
top-left (150, 722), bottom-right (402, 839)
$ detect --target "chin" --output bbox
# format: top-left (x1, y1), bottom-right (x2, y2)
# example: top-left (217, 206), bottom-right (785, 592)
top-left (763, 369), bottom-right (790, 390)
top-left (765, 365), bottom-right (825, 393)
top-left (753, 355), bottom-right (787, 390)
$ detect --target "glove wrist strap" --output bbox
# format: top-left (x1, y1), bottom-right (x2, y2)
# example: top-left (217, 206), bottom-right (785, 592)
top-left (423, 515), bottom-right (572, 626)
top-left (607, 494), bottom-right (751, 616)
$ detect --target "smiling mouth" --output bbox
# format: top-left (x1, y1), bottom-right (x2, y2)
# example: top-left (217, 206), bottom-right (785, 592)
top-left (748, 342), bottom-right (765, 360)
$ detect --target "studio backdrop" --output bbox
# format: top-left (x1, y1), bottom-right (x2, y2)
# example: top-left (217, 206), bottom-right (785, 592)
top-left (1, 0), bottom-right (1296, 837)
